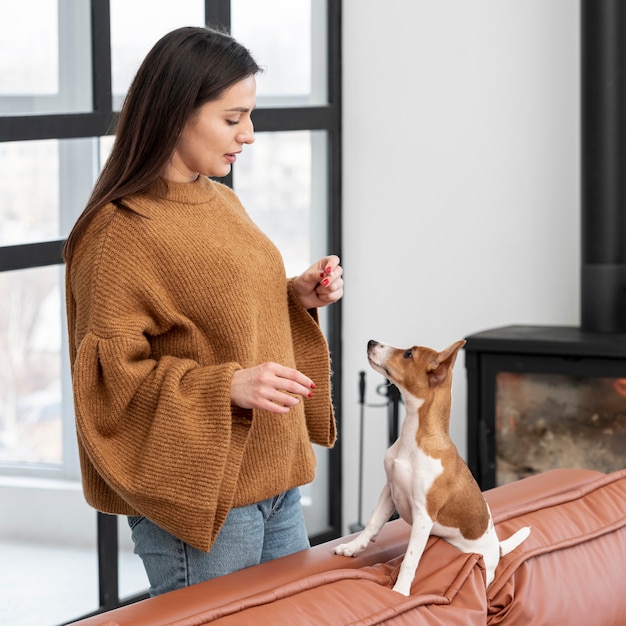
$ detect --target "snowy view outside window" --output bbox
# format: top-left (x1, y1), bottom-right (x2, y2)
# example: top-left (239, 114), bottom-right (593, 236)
top-left (0, 0), bottom-right (327, 473)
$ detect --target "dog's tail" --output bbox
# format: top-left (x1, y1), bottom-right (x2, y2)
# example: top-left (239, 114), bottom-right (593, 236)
top-left (499, 526), bottom-right (531, 557)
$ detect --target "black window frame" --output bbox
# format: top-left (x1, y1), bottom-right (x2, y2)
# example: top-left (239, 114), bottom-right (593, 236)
top-left (0, 1), bottom-right (342, 621)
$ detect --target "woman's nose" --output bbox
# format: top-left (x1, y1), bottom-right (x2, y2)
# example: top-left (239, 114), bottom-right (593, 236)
top-left (239, 118), bottom-right (255, 145)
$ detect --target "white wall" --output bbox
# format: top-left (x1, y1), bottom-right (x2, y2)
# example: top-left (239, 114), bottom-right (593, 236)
top-left (0, 477), bottom-right (135, 549)
top-left (340, 1), bottom-right (580, 532)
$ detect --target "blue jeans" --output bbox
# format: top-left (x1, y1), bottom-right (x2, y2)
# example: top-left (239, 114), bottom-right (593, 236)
top-left (128, 487), bottom-right (310, 596)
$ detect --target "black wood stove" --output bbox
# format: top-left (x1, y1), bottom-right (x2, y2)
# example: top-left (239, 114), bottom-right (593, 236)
top-left (465, 1), bottom-right (626, 489)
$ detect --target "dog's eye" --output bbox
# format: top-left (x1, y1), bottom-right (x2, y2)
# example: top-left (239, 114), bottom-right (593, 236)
top-left (404, 349), bottom-right (413, 359)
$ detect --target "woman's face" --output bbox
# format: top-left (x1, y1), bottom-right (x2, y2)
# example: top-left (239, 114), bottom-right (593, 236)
top-left (164, 74), bottom-right (256, 182)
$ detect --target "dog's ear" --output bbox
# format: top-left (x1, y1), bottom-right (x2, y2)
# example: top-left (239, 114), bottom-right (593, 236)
top-left (426, 340), bottom-right (466, 386)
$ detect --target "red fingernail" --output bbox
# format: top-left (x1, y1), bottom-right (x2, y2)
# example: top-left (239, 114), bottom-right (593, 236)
top-left (322, 278), bottom-right (329, 286)
top-left (308, 392), bottom-right (313, 398)
top-left (310, 383), bottom-right (316, 389)
top-left (325, 266), bottom-right (332, 275)
top-left (320, 271), bottom-right (326, 278)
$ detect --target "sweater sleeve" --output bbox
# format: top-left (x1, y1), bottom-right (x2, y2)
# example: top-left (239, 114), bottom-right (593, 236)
top-left (67, 205), bottom-right (254, 551)
top-left (287, 280), bottom-right (337, 448)
top-left (71, 329), bottom-right (252, 551)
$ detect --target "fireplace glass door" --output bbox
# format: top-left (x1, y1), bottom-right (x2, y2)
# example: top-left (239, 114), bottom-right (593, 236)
top-left (495, 370), bottom-right (626, 486)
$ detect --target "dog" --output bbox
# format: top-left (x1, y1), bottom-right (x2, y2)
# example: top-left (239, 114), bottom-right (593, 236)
top-left (334, 339), bottom-right (530, 596)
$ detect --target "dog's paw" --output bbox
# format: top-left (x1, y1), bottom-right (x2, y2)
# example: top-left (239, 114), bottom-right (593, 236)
top-left (333, 539), bottom-right (366, 557)
top-left (391, 580), bottom-right (411, 596)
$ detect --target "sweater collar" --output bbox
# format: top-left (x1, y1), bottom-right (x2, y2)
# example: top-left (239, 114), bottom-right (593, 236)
top-left (150, 175), bottom-right (217, 205)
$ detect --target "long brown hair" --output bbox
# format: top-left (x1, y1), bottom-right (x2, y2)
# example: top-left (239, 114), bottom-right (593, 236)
top-left (63, 25), bottom-right (260, 265)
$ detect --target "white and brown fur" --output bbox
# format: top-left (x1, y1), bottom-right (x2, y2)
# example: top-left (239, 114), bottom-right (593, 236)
top-left (334, 339), bottom-right (530, 596)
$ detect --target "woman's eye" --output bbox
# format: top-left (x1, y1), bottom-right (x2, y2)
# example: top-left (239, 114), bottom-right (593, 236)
top-left (226, 119), bottom-right (239, 126)
top-left (404, 349), bottom-right (413, 359)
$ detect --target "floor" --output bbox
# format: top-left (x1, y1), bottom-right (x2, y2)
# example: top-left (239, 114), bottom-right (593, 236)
top-left (0, 540), bottom-right (149, 626)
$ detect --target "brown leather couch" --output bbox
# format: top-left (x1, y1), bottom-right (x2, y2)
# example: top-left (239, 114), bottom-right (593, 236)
top-left (71, 468), bottom-right (626, 625)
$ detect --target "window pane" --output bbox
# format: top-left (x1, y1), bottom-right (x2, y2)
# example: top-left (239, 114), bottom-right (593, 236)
top-left (118, 517), bottom-right (150, 599)
top-left (0, 139), bottom-right (97, 246)
top-left (234, 130), bottom-right (327, 276)
top-left (0, 140), bottom-right (58, 245)
top-left (0, 1), bottom-right (92, 115)
top-left (0, 266), bottom-right (63, 466)
top-left (302, 444), bottom-right (329, 536)
top-left (110, 0), bottom-right (205, 109)
top-left (232, 0), bottom-right (327, 105)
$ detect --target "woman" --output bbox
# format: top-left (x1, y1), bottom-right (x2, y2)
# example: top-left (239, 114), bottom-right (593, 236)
top-left (63, 25), bottom-right (343, 597)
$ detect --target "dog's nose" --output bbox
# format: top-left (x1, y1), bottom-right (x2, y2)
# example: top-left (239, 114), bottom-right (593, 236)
top-left (368, 340), bottom-right (378, 350)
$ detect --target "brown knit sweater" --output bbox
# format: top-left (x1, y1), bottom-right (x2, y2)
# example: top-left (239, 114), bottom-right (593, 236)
top-left (65, 176), bottom-right (336, 551)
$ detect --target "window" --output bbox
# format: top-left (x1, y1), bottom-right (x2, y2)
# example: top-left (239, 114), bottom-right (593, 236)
top-left (0, 1), bottom-right (341, 620)
top-left (232, 0), bottom-right (327, 105)
top-left (0, 3), bottom-right (92, 116)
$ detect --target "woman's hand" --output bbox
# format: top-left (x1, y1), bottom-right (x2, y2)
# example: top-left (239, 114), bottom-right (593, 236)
top-left (293, 255), bottom-right (344, 310)
top-left (231, 362), bottom-right (316, 414)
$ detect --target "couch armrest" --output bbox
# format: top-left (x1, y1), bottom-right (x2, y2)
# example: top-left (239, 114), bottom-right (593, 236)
top-left (488, 468), bottom-right (626, 625)
top-left (70, 469), bottom-right (626, 626)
